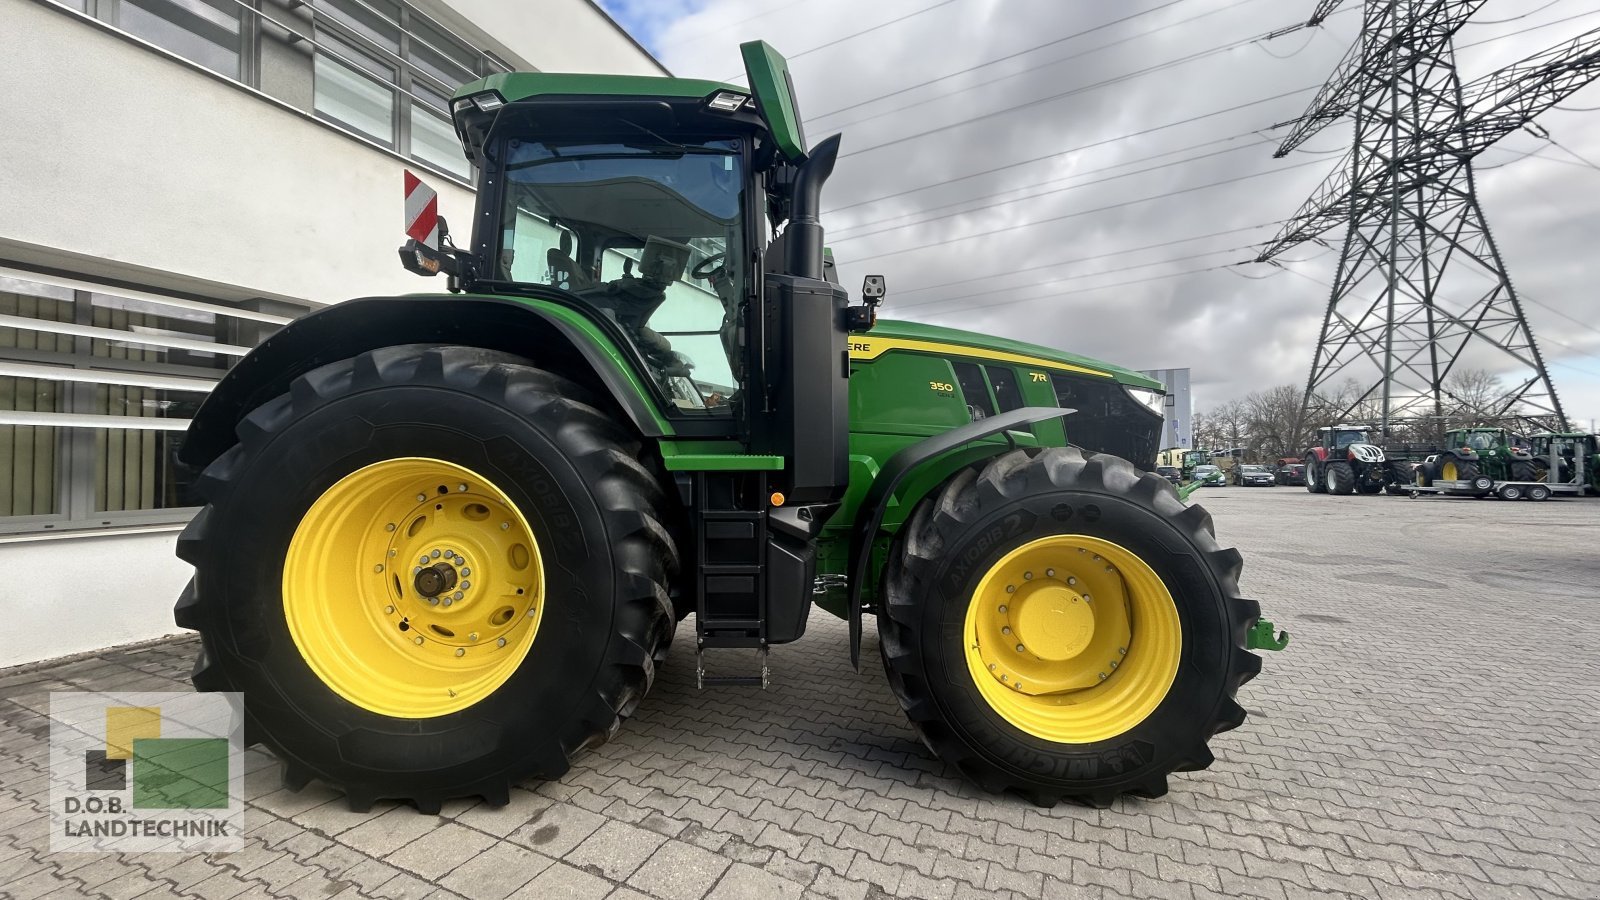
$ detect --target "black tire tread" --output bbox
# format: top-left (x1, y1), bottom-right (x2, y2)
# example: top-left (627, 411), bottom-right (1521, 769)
top-left (176, 344), bottom-right (677, 811)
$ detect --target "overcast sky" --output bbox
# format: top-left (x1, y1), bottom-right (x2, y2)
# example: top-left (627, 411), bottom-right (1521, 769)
top-left (597, 0), bottom-right (1600, 428)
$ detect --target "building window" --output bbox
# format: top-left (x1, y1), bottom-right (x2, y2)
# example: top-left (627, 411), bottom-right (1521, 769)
top-left (116, 0), bottom-right (243, 78)
top-left (0, 272), bottom-right (307, 535)
top-left (309, 0), bottom-right (506, 177)
top-left (53, 0), bottom-right (508, 182)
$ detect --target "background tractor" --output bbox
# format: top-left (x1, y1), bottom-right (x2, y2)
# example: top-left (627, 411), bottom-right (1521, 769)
top-left (171, 43), bottom-right (1279, 812)
top-left (1529, 432), bottom-right (1599, 494)
top-left (1414, 427), bottom-right (1542, 487)
top-left (1303, 425), bottom-right (1411, 495)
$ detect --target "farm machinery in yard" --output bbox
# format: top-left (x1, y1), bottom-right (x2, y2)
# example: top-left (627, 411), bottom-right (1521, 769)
top-left (171, 43), bottom-right (1283, 812)
top-left (1410, 429), bottom-right (1592, 500)
top-left (1302, 425), bottom-right (1412, 495)
top-left (1530, 432), bottom-right (1599, 494)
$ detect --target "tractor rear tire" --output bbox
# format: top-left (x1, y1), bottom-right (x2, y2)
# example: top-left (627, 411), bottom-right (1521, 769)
top-left (1511, 460), bottom-right (1537, 483)
top-left (1441, 456), bottom-right (1480, 484)
top-left (1325, 461), bottom-right (1356, 495)
top-left (175, 345), bottom-right (678, 812)
top-left (878, 447), bottom-right (1261, 807)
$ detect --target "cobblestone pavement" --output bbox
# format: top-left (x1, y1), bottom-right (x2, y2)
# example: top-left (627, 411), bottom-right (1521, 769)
top-left (3, 488), bottom-right (1598, 900)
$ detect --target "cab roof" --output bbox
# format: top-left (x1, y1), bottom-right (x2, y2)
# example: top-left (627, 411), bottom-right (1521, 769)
top-left (460, 72), bottom-right (743, 104)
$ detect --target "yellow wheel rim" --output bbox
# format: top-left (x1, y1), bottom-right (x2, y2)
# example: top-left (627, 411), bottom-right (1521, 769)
top-left (963, 535), bottom-right (1181, 743)
top-left (1442, 460), bottom-right (1458, 481)
top-left (283, 458), bottom-right (545, 718)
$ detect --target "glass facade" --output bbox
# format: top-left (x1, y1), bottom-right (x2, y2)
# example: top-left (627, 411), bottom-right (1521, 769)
top-left (0, 274), bottom-right (307, 534)
top-left (54, 0), bottom-right (507, 181)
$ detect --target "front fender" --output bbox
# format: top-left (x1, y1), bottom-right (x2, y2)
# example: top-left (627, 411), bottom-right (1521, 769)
top-left (180, 294), bottom-right (672, 471)
top-left (845, 406), bottom-right (1073, 669)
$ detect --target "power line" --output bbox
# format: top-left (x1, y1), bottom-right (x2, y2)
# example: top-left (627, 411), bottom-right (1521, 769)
top-left (723, 0), bottom-right (963, 81)
top-left (822, 85), bottom-right (1318, 215)
top-left (660, 0), bottom-right (814, 47)
top-left (887, 221), bottom-right (1281, 301)
top-left (894, 246), bottom-right (1252, 314)
top-left (832, 134), bottom-right (1276, 242)
top-left (838, 156), bottom-right (1330, 260)
top-left (811, 0), bottom-right (1242, 124)
top-left (917, 262), bottom-right (1235, 320)
top-left (835, 24), bottom-right (1308, 161)
top-left (1464, 0), bottom-right (1560, 27)
top-left (1456, 6), bottom-right (1600, 51)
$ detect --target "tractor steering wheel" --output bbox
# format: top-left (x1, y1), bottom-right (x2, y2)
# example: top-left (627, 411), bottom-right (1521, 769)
top-left (691, 252), bottom-right (727, 281)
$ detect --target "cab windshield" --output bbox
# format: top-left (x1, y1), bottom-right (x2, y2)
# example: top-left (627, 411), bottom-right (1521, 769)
top-left (496, 137), bottom-right (746, 413)
top-left (1332, 430), bottom-right (1367, 448)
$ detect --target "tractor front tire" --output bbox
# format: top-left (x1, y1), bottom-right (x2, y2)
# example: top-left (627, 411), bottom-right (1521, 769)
top-left (1325, 461), bottom-right (1356, 495)
top-left (176, 345), bottom-right (677, 812)
top-left (1305, 460), bottom-right (1326, 493)
top-left (878, 448), bottom-right (1261, 807)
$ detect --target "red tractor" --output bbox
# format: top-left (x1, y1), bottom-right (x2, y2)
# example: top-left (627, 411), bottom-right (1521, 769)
top-left (1303, 425), bottom-right (1411, 495)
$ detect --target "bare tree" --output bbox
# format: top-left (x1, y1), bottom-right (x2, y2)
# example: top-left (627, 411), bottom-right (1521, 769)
top-left (1243, 385), bottom-right (1306, 461)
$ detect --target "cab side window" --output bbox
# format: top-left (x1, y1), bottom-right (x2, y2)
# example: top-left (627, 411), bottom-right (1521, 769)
top-left (986, 366), bottom-right (1024, 413)
top-left (952, 362), bottom-right (995, 420)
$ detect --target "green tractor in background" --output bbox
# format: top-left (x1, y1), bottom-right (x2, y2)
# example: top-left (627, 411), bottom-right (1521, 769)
top-left (1415, 426), bottom-right (1542, 487)
top-left (172, 43), bottom-right (1279, 812)
top-left (1529, 432), bottom-right (1600, 494)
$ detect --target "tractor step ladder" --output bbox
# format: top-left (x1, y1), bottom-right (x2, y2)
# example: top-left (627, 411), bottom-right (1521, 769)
top-left (689, 472), bottom-right (770, 688)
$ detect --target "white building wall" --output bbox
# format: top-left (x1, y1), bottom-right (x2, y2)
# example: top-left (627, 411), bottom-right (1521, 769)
top-left (0, 0), bottom-right (664, 666)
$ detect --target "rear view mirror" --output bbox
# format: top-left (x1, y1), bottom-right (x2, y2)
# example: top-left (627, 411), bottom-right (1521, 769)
top-left (862, 275), bottom-right (886, 300)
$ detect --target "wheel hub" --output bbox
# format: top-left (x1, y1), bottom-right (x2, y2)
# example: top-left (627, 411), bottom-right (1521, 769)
top-left (1012, 586), bottom-right (1095, 661)
top-left (414, 561), bottom-right (459, 598)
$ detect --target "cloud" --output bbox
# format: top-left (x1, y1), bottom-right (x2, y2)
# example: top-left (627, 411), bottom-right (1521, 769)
top-left (611, 0), bottom-right (1600, 426)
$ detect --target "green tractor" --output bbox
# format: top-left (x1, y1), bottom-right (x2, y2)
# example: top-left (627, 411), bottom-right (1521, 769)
top-left (1415, 426), bottom-right (1542, 487)
top-left (1529, 432), bottom-right (1600, 494)
top-left (172, 43), bottom-right (1280, 811)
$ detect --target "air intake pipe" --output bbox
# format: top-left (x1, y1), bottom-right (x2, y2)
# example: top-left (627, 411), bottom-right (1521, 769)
top-left (785, 134), bottom-right (841, 280)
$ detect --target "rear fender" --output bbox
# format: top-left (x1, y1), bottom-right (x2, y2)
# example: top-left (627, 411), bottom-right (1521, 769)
top-left (845, 406), bottom-right (1072, 669)
top-left (180, 295), bottom-right (670, 471)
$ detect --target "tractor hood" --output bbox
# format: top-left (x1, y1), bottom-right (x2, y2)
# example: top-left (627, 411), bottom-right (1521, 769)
top-left (864, 319), bottom-right (1164, 390)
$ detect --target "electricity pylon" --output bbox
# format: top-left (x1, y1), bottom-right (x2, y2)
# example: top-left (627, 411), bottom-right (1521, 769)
top-left (1257, 0), bottom-right (1600, 434)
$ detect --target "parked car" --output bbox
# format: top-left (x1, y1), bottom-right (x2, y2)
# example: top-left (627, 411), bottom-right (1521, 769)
top-left (1193, 464), bottom-right (1227, 486)
top-left (1238, 464), bottom-right (1276, 487)
top-left (1155, 465), bottom-right (1182, 484)
top-left (1275, 461), bottom-right (1306, 486)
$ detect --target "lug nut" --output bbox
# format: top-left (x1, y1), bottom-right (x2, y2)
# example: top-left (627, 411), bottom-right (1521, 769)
top-left (374, 564), bottom-right (384, 573)
top-left (460, 581), bottom-right (470, 590)
top-left (445, 549), bottom-right (455, 558)
top-left (418, 556), bottom-right (429, 566)
top-left (1118, 646), bottom-right (1127, 656)
top-left (431, 549), bottom-right (441, 559)
top-left (1045, 569), bottom-right (1055, 577)
top-left (1067, 577), bottom-right (1077, 586)
top-left (384, 605), bottom-right (395, 614)
top-left (988, 663), bottom-right (996, 671)
top-left (1023, 572), bottom-right (1033, 580)
top-left (427, 597), bottom-right (439, 606)
top-left (468, 632), bottom-right (479, 642)
top-left (455, 648), bottom-right (465, 657)
top-left (998, 605), bottom-right (1007, 613)
top-left (461, 568), bottom-right (471, 577)
top-left (1002, 626), bottom-right (1012, 635)
top-left (442, 598), bottom-right (454, 608)
top-left (452, 591), bottom-right (463, 601)
top-left (458, 483), bottom-right (468, 492)
top-left (386, 523), bottom-right (396, 532)
top-left (497, 637), bottom-right (507, 648)
top-left (501, 522), bottom-right (510, 530)
top-left (414, 636), bottom-right (424, 645)
top-left (1006, 585), bottom-right (1016, 594)
top-left (1016, 644), bottom-right (1025, 652)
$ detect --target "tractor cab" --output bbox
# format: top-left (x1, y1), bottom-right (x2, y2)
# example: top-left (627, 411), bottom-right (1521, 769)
top-left (412, 43), bottom-right (882, 510)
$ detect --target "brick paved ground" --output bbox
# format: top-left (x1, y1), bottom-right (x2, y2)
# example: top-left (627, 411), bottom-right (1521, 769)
top-left (3, 488), bottom-right (1598, 899)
